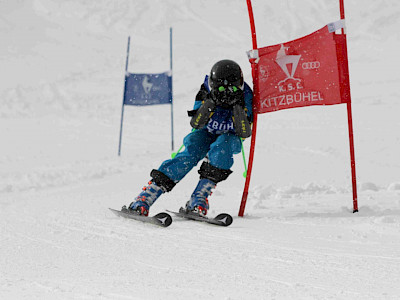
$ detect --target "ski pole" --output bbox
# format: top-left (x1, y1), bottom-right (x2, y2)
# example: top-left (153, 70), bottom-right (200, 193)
top-left (241, 138), bottom-right (248, 178)
top-left (171, 143), bottom-right (184, 159)
top-left (171, 129), bottom-right (195, 158)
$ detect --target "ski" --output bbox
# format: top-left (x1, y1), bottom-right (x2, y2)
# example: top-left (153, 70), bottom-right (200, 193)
top-left (109, 208), bottom-right (172, 227)
top-left (167, 207), bottom-right (233, 227)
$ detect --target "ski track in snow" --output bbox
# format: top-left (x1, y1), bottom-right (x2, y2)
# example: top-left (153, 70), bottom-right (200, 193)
top-left (1, 0), bottom-right (400, 299)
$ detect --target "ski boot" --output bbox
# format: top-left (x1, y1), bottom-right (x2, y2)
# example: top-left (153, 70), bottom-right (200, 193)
top-left (128, 181), bottom-right (164, 216)
top-left (185, 178), bottom-right (216, 217)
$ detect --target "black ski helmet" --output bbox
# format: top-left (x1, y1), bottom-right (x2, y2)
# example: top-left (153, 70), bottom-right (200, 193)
top-left (208, 59), bottom-right (244, 91)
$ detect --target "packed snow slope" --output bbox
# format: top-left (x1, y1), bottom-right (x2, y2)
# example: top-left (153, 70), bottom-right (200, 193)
top-left (1, 0), bottom-right (400, 299)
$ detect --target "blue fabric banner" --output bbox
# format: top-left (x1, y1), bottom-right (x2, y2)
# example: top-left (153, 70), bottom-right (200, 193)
top-left (124, 72), bottom-right (172, 106)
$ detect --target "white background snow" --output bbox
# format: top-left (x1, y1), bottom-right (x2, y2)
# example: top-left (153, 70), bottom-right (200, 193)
top-left (1, 0), bottom-right (400, 299)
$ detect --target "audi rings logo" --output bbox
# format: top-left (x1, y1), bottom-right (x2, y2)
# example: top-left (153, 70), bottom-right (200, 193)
top-left (302, 61), bottom-right (320, 70)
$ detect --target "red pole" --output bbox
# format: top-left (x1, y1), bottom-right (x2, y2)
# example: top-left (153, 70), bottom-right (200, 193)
top-left (340, 0), bottom-right (358, 212)
top-left (239, 0), bottom-right (259, 217)
top-left (339, 0), bottom-right (345, 19)
top-left (347, 100), bottom-right (358, 212)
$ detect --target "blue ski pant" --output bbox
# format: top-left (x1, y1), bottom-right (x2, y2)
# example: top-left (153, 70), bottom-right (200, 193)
top-left (158, 129), bottom-right (242, 182)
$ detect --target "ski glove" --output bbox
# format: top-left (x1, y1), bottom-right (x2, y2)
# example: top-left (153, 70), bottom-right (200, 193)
top-left (232, 104), bottom-right (251, 138)
top-left (190, 98), bottom-right (216, 129)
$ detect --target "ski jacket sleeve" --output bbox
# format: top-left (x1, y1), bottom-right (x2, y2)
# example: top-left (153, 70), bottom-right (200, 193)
top-left (188, 83), bottom-right (215, 129)
top-left (243, 82), bottom-right (254, 124)
top-left (187, 83), bottom-right (210, 117)
top-left (193, 83), bottom-right (208, 110)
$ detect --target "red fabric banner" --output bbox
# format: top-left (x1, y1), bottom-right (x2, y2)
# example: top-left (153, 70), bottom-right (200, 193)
top-left (252, 23), bottom-right (350, 114)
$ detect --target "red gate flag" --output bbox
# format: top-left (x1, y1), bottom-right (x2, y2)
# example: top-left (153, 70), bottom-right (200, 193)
top-left (249, 20), bottom-right (350, 114)
top-left (240, 0), bottom-right (358, 217)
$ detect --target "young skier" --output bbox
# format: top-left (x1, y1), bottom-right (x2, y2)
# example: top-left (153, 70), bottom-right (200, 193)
top-left (125, 59), bottom-right (253, 217)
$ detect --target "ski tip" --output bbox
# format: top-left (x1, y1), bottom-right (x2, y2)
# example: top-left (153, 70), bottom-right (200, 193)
top-left (214, 213), bottom-right (233, 226)
top-left (109, 207), bottom-right (121, 214)
top-left (153, 212), bottom-right (173, 227)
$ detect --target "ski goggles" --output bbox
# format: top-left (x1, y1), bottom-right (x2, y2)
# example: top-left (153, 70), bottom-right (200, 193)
top-left (218, 85), bottom-right (239, 93)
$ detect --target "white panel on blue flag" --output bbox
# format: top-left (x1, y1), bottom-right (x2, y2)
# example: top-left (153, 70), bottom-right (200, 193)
top-left (124, 72), bottom-right (172, 106)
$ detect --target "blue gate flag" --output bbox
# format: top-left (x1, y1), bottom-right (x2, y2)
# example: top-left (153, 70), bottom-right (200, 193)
top-left (118, 31), bottom-right (175, 156)
top-left (124, 72), bottom-right (172, 106)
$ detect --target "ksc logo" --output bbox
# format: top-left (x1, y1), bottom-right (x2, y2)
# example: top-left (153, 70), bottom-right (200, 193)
top-left (275, 44), bottom-right (302, 85)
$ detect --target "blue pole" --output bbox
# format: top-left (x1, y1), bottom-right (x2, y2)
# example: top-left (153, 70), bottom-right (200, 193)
top-left (170, 27), bottom-right (174, 151)
top-left (118, 36), bottom-right (131, 156)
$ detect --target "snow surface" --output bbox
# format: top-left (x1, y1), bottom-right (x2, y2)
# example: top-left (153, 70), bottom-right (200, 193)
top-left (1, 0), bottom-right (400, 299)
